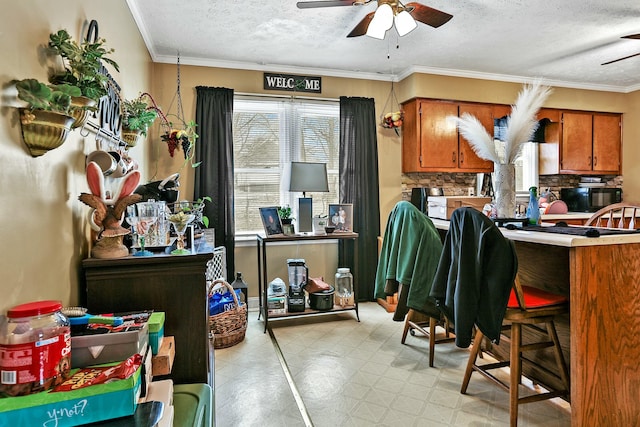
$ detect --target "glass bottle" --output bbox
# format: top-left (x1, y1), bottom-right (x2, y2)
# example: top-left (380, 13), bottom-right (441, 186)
top-left (527, 186), bottom-right (541, 225)
top-left (335, 268), bottom-right (353, 307)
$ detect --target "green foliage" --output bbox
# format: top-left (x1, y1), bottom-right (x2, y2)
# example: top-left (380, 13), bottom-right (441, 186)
top-left (16, 79), bottom-right (80, 113)
top-left (278, 205), bottom-right (294, 221)
top-left (121, 96), bottom-right (158, 135)
top-left (48, 29), bottom-right (119, 104)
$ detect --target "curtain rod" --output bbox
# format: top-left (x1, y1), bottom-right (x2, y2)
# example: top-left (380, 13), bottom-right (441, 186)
top-left (234, 91), bottom-right (339, 103)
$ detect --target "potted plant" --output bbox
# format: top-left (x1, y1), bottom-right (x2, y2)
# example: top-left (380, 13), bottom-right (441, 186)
top-left (160, 119), bottom-right (201, 168)
top-left (278, 206), bottom-right (295, 225)
top-left (15, 78), bottom-right (78, 156)
top-left (47, 29), bottom-right (120, 128)
top-left (120, 93), bottom-right (160, 147)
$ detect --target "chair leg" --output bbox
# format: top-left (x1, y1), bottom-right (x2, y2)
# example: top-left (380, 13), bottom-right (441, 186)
top-left (461, 328), bottom-right (484, 394)
top-left (401, 316), bottom-right (411, 344)
top-left (429, 317), bottom-right (437, 367)
top-left (546, 320), bottom-right (570, 393)
top-left (509, 323), bottom-right (522, 427)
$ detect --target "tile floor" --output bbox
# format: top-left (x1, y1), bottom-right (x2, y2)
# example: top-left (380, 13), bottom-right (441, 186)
top-left (214, 302), bottom-right (571, 427)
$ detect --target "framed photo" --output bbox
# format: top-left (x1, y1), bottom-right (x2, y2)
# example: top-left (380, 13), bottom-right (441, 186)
top-left (259, 207), bottom-right (283, 236)
top-left (328, 204), bottom-right (353, 232)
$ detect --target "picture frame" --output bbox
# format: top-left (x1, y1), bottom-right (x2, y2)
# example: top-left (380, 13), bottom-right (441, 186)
top-left (259, 207), bottom-right (284, 236)
top-left (328, 203), bottom-right (353, 232)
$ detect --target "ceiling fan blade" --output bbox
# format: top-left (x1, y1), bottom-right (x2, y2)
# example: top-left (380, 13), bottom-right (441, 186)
top-left (297, 0), bottom-right (357, 8)
top-left (622, 34), bottom-right (640, 40)
top-left (347, 11), bottom-right (376, 37)
top-left (405, 2), bottom-right (453, 28)
top-left (601, 51), bottom-right (640, 65)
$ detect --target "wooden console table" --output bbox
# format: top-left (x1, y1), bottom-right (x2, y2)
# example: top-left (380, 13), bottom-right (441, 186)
top-left (256, 232), bottom-right (359, 332)
top-left (82, 251), bottom-right (213, 386)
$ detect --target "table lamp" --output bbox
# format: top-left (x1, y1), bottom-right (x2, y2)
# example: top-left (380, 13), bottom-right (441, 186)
top-left (283, 162), bottom-right (329, 233)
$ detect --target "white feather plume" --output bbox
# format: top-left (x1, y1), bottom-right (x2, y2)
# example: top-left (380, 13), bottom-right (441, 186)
top-left (451, 79), bottom-right (553, 165)
top-left (450, 113), bottom-right (499, 163)
top-left (504, 80), bottom-right (553, 163)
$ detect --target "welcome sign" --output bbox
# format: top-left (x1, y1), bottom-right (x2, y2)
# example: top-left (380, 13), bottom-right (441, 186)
top-left (263, 73), bottom-right (322, 93)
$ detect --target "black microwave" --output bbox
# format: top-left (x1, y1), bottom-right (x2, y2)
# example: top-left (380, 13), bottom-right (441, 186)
top-left (559, 187), bottom-right (622, 212)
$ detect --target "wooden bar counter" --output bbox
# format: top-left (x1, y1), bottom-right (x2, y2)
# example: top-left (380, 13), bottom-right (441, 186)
top-left (432, 219), bottom-right (640, 426)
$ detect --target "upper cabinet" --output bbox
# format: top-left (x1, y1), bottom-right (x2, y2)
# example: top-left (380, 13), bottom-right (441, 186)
top-left (560, 111), bottom-right (621, 174)
top-left (539, 111), bottom-right (622, 175)
top-left (401, 98), bottom-right (495, 173)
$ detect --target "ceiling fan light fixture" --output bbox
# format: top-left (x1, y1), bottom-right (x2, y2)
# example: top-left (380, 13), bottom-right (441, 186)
top-left (366, 3), bottom-right (393, 38)
top-left (394, 10), bottom-right (417, 36)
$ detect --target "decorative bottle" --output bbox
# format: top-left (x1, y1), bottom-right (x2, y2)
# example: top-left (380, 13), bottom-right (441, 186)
top-left (527, 186), bottom-right (541, 225)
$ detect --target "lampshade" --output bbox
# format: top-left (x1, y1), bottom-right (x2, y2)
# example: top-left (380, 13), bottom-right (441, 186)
top-left (283, 162), bottom-right (329, 195)
top-left (366, 3), bottom-right (394, 39)
top-left (394, 10), bottom-right (417, 36)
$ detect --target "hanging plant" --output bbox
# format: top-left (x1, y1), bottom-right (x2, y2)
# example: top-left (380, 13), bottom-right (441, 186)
top-left (380, 81), bottom-right (403, 135)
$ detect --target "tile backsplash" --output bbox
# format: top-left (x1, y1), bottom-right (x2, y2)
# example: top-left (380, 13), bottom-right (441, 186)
top-left (402, 173), bottom-right (623, 202)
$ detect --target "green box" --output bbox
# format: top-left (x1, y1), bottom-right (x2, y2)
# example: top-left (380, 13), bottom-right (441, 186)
top-left (148, 312), bottom-right (165, 355)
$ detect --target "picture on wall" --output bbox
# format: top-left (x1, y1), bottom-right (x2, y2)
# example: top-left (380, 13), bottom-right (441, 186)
top-left (328, 204), bottom-right (353, 232)
top-left (259, 207), bottom-right (283, 236)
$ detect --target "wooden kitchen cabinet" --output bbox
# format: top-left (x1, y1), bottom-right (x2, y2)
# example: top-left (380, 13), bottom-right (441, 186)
top-left (401, 98), bottom-right (494, 173)
top-left (560, 111), bottom-right (621, 174)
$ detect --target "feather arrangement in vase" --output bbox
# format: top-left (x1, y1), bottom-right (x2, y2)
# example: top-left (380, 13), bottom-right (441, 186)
top-left (450, 80), bottom-right (553, 218)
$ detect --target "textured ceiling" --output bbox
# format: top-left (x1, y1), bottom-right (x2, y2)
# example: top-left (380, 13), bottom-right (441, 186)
top-left (127, 0), bottom-right (640, 92)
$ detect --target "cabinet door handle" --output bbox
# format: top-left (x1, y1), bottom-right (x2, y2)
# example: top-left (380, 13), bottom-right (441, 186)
top-left (460, 151), bottom-right (464, 164)
top-left (452, 152), bottom-right (456, 163)
top-left (593, 156), bottom-right (597, 166)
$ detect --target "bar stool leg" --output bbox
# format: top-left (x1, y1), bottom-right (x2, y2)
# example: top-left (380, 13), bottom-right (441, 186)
top-left (510, 323), bottom-right (522, 427)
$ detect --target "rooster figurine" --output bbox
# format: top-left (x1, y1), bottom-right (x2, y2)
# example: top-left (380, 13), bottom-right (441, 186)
top-left (79, 161), bottom-right (142, 258)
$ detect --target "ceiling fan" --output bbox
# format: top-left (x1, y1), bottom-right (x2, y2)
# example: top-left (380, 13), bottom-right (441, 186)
top-left (296, 0), bottom-right (453, 38)
top-left (602, 34), bottom-right (640, 65)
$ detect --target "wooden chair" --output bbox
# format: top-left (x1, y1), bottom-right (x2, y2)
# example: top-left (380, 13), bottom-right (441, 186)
top-left (461, 273), bottom-right (570, 426)
top-left (584, 202), bottom-right (640, 229)
top-left (401, 309), bottom-right (455, 367)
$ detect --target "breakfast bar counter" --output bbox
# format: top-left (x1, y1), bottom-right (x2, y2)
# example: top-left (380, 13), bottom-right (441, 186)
top-left (431, 218), bottom-right (640, 426)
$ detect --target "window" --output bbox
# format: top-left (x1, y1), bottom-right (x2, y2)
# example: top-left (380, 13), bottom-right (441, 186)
top-left (233, 96), bottom-right (340, 235)
top-left (514, 142), bottom-right (538, 193)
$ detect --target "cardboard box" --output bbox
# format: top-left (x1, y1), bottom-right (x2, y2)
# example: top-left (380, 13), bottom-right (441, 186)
top-left (152, 336), bottom-right (175, 377)
top-left (71, 322), bottom-right (149, 368)
top-left (427, 196), bottom-right (492, 220)
top-left (267, 296), bottom-right (287, 315)
top-left (148, 312), bottom-right (165, 355)
top-left (0, 363), bottom-right (142, 427)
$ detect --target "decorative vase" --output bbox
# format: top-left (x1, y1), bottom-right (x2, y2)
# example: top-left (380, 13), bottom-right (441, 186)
top-left (19, 108), bottom-right (75, 157)
top-left (493, 162), bottom-right (516, 219)
top-left (91, 235), bottom-right (129, 259)
top-left (70, 96), bottom-right (97, 129)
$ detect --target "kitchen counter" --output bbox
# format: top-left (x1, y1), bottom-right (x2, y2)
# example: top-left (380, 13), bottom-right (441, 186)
top-left (541, 211), bottom-right (593, 221)
top-left (430, 217), bottom-right (640, 426)
top-left (431, 217), bottom-right (640, 247)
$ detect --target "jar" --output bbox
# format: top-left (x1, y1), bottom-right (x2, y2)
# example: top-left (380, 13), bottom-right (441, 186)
top-left (0, 300), bottom-right (71, 396)
top-left (335, 268), bottom-right (354, 307)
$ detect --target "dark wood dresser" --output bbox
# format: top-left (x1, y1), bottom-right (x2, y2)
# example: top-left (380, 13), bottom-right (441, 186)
top-left (82, 251), bottom-right (213, 386)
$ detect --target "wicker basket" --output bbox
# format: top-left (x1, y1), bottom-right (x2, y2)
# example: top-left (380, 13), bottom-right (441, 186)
top-left (208, 279), bottom-right (247, 349)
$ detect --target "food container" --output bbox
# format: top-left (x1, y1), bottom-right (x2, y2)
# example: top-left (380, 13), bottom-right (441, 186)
top-left (427, 196), bottom-right (492, 220)
top-left (0, 300), bottom-right (71, 396)
top-left (309, 286), bottom-right (335, 311)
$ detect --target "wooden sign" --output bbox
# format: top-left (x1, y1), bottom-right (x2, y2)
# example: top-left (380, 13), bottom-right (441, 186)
top-left (263, 73), bottom-right (322, 93)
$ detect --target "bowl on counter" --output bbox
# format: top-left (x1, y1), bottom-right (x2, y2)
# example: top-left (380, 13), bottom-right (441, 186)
top-left (324, 226), bottom-right (336, 234)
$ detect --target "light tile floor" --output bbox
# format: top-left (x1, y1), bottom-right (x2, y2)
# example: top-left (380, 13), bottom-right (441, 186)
top-left (214, 302), bottom-right (570, 427)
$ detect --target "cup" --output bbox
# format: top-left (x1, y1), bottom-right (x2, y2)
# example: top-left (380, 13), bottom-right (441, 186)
top-left (86, 150), bottom-right (116, 176)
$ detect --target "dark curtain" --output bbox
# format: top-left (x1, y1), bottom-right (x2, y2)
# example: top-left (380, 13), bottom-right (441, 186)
top-left (339, 96), bottom-right (381, 302)
top-left (194, 86), bottom-right (235, 278)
